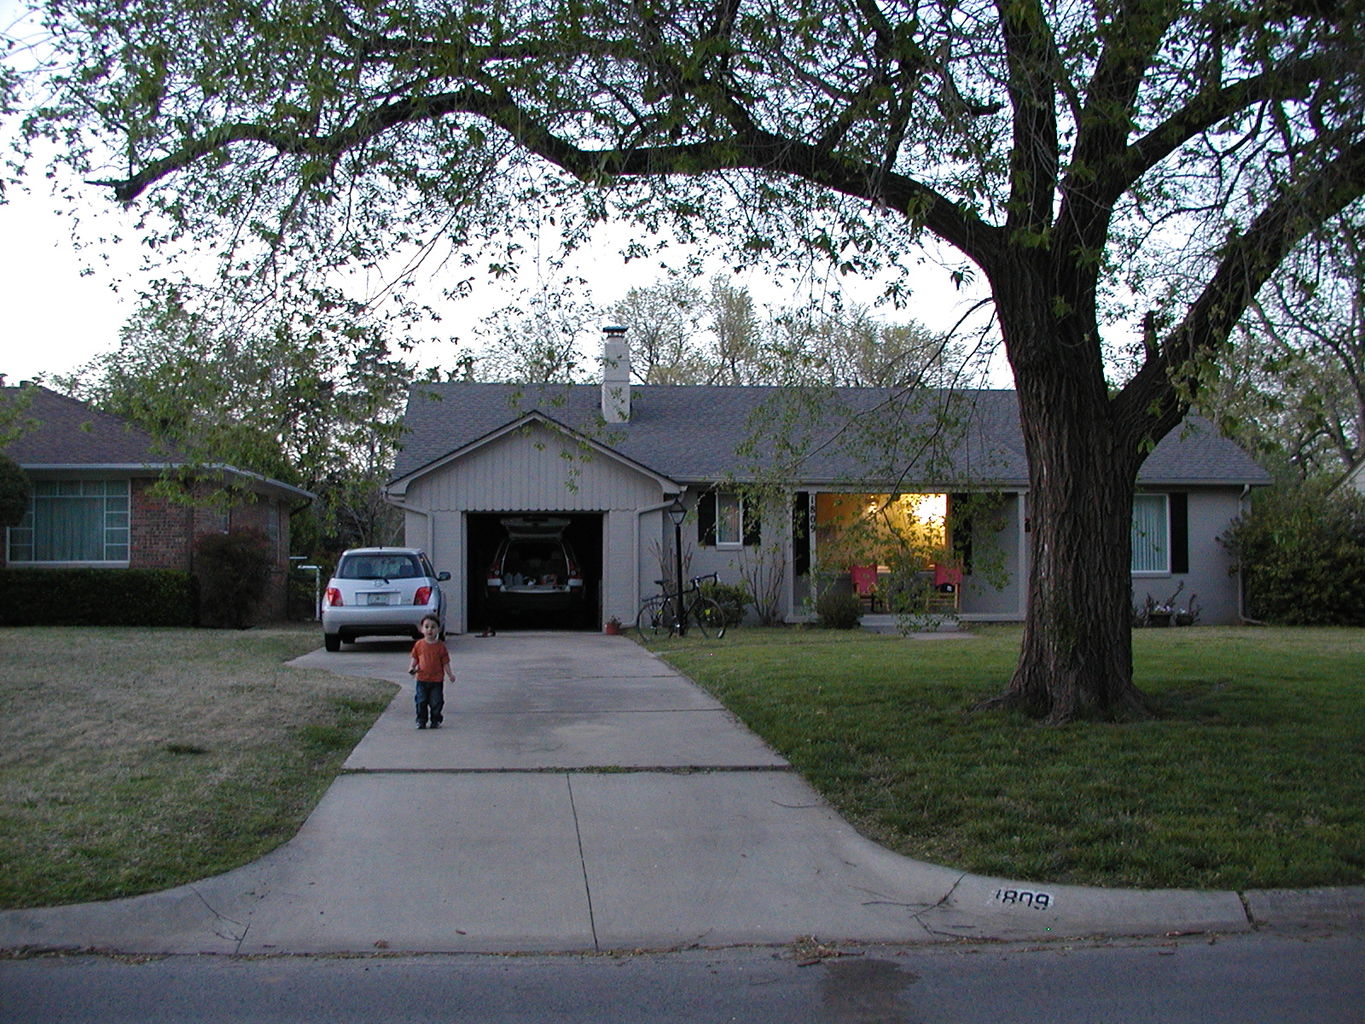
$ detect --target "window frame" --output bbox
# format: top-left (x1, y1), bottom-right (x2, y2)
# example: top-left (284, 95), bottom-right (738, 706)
top-left (714, 491), bottom-right (745, 548)
top-left (6, 478), bottom-right (132, 567)
top-left (1131, 492), bottom-right (1170, 575)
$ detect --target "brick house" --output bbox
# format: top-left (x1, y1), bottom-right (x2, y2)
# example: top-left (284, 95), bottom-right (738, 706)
top-left (2, 384), bottom-right (313, 621)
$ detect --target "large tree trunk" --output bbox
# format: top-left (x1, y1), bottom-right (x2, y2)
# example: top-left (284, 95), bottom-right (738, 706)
top-left (984, 281), bottom-right (1156, 722)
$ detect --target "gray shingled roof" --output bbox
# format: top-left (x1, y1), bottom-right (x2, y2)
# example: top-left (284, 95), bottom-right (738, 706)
top-left (393, 383), bottom-right (1270, 489)
top-left (3, 386), bottom-right (314, 500)
top-left (2, 386), bottom-right (170, 465)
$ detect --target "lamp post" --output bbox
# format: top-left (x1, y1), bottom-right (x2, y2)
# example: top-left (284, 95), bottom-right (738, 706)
top-left (666, 497), bottom-right (687, 636)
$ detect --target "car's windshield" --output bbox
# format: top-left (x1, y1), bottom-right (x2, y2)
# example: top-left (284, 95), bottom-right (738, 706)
top-left (337, 554), bottom-right (422, 580)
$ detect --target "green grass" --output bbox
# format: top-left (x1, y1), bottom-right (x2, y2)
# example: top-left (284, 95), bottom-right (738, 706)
top-left (649, 625), bottom-right (1365, 891)
top-left (0, 625), bottom-right (393, 910)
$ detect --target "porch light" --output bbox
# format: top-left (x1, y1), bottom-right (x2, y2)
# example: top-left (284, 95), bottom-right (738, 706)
top-left (666, 497), bottom-right (687, 528)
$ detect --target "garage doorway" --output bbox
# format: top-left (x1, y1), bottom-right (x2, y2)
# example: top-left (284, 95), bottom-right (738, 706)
top-left (466, 512), bottom-right (604, 631)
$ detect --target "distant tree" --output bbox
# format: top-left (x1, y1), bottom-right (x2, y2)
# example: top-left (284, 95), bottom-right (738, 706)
top-left (1205, 217), bottom-right (1364, 481)
top-left (473, 284), bottom-right (598, 383)
top-left (610, 278), bottom-right (711, 384)
top-left (56, 281), bottom-right (413, 547)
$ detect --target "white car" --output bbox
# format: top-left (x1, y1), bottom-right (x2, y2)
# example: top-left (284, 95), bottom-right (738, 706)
top-left (322, 547), bottom-right (449, 651)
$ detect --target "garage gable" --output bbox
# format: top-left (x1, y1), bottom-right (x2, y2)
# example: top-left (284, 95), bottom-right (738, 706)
top-left (392, 414), bottom-right (677, 512)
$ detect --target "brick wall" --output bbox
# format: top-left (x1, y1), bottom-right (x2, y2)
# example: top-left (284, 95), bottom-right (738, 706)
top-left (130, 479), bottom-right (293, 621)
top-left (129, 480), bottom-right (197, 570)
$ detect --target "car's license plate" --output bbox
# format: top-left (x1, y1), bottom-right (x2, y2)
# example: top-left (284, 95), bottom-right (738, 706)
top-left (365, 593), bottom-right (394, 606)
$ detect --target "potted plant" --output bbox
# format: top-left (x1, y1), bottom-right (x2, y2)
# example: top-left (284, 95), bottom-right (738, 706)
top-left (604, 616), bottom-right (623, 635)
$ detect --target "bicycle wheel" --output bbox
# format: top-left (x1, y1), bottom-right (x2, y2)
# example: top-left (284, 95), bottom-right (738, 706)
top-left (690, 596), bottom-right (727, 639)
top-left (635, 598), bottom-right (671, 638)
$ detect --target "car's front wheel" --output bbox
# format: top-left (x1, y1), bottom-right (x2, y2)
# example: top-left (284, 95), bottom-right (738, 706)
top-left (324, 632), bottom-right (341, 652)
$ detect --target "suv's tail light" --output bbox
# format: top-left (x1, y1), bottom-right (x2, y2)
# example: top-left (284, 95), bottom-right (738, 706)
top-left (566, 552), bottom-right (582, 582)
top-left (324, 587), bottom-right (343, 607)
top-left (414, 586), bottom-right (433, 605)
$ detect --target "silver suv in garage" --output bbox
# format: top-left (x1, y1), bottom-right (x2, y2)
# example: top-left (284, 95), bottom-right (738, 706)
top-left (322, 547), bottom-right (449, 651)
top-left (484, 517), bottom-right (586, 618)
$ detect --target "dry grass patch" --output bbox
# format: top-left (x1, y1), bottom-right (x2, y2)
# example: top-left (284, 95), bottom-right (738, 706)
top-left (0, 625), bottom-right (393, 909)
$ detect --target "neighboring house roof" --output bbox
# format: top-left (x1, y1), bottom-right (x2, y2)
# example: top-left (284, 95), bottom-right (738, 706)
top-left (2, 385), bottom-right (314, 503)
top-left (393, 383), bottom-right (1270, 490)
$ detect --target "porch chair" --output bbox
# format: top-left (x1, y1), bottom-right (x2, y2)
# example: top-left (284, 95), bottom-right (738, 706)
top-left (849, 565), bottom-right (880, 612)
top-left (927, 563), bottom-right (963, 613)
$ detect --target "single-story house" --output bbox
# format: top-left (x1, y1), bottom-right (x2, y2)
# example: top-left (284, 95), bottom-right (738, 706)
top-left (1, 383), bottom-right (313, 620)
top-left (386, 331), bottom-right (1271, 633)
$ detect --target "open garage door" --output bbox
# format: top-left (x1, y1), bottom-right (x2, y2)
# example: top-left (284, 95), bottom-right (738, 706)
top-left (466, 512), bottom-right (604, 631)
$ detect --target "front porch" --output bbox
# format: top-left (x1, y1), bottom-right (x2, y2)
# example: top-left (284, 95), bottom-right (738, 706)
top-left (791, 494), bottom-right (1015, 622)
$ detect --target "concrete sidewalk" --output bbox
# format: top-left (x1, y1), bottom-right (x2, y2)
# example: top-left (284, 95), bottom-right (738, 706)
top-left (1, 633), bottom-right (1359, 955)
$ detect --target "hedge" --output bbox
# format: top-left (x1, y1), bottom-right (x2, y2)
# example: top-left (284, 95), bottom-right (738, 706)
top-left (0, 568), bottom-right (197, 627)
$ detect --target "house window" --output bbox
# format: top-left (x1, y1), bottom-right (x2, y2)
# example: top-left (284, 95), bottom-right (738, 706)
top-left (1131, 494), bottom-right (1168, 574)
top-left (716, 492), bottom-right (743, 546)
top-left (8, 479), bottom-right (130, 564)
top-left (698, 490), bottom-right (760, 547)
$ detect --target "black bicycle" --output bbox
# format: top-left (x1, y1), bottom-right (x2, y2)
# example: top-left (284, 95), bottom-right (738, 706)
top-left (635, 573), bottom-right (727, 639)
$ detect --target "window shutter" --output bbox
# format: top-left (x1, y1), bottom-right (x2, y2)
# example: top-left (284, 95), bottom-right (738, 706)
top-left (1170, 492), bottom-right (1189, 574)
top-left (949, 493), bottom-right (974, 575)
top-left (697, 491), bottom-right (716, 546)
top-left (792, 492), bottom-right (810, 576)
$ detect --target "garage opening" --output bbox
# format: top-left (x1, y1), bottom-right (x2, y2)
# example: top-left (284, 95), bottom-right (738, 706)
top-left (466, 512), bottom-right (604, 631)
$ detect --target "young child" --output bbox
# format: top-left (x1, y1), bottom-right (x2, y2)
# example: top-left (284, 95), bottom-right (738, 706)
top-left (408, 614), bottom-right (455, 730)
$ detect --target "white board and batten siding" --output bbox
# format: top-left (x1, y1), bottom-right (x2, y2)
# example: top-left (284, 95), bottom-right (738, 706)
top-left (401, 422), bottom-right (670, 633)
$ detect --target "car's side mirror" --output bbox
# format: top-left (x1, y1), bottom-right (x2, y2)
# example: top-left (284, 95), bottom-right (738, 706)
top-left (438, 571), bottom-right (451, 581)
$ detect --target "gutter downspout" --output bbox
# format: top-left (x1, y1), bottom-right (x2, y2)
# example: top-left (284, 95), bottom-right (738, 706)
top-left (636, 492), bottom-right (685, 614)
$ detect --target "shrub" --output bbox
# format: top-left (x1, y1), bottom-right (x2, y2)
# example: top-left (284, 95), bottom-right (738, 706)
top-left (815, 589), bottom-right (864, 629)
top-left (195, 528), bottom-right (273, 629)
top-left (0, 568), bottom-right (195, 626)
top-left (1222, 481), bottom-right (1365, 626)
top-left (0, 454), bottom-right (30, 528)
top-left (702, 580), bottom-right (751, 625)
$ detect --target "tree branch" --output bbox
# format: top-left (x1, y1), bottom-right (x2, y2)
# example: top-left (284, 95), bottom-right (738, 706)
top-left (1115, 136), bottom-right (1365, 444)
top-left (996, 0), bottom-right (1061, 236)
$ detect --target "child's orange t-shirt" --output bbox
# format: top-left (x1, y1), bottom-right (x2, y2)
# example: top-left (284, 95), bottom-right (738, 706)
top-left (411, 639), bottom-right (451, 683)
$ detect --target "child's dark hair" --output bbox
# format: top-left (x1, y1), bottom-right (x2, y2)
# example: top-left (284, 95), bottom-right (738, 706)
top-left (420, 614), bottom-right (441, 628)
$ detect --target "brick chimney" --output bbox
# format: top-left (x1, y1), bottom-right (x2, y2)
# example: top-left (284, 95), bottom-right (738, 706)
top-left (601, 325), bottom-right (631, 422)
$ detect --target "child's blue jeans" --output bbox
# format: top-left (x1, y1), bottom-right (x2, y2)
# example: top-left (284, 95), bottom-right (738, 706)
top-left (415, 680), bottom-right (444, 726)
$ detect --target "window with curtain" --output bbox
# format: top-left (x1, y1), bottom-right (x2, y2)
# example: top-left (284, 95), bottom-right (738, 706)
top-left (7, 479), bottom-right (130, 564)
top-left (1131, 493), bottom-right (1169, 573)
top-left (716, 491), bottom-right (743, 546)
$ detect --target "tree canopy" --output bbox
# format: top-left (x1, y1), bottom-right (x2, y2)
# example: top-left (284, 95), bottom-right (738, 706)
top-left (7, 0), bottom-right (1363, 719)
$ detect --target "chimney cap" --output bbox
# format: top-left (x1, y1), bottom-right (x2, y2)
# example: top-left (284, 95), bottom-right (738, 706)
top-left (602, 324), bottom-right (628, 337)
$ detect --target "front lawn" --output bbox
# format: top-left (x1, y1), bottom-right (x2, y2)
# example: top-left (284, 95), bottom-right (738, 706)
top-left (0, 626), bottom-right (393, 910)
top-left (649, 625), bottom-right (1365, 891)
